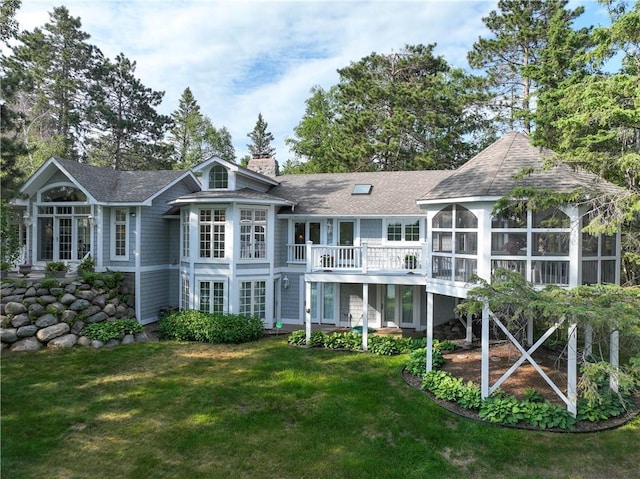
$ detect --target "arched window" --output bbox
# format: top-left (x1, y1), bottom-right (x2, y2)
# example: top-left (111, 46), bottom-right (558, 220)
top-left (208, 165), bottom-right (228, 189)
top-left (42, 186), bottom-right (86, 202)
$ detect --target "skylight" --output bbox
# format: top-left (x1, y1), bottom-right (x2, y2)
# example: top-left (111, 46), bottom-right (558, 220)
top-left (352, 184), bottom-right (373, 195)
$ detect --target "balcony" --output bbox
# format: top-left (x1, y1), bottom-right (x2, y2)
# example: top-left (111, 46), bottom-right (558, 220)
top-left (287, 243), bottom-right (427, 274)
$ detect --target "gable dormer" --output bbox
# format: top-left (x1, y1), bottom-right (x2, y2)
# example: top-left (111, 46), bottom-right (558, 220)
top-left (192, 156), bottom-right (279, 193)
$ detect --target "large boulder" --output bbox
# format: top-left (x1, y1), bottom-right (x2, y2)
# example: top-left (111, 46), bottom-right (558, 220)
top-left (0, 328), bottom-right (18, 343)
top-left (10, 337), bottom-right (43, 352)
top-left (48, 334), bottom-right (78, 348)
top-left (60, 293), bottom-right (77, 305)
top-left (11, 313), bottom-right (31, 328)
top-left (70, 299), bottom-right (90, 311)
top-left (36, 322), bottom-right (70, 342)
top-left (4, 302), bottom-right (27, 315)
top-left (35, 314), bottom-right (58, 328)
top-left (17, 325), bottom-right (38, 337)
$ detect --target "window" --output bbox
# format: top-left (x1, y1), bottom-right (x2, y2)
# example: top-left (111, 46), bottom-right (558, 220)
top-left (240, 280), bottom-right (266, 319)
top-left (181, 276), bottom-right (190, 310)
top-left (42, 185), bottom-right (86, 202)
top-left (199, 209), bottom-right (225, 258)
top-left (386, 219), bottom-right (419, 242)
top-left (113, 208), bottom-right (128, 259)
top-left (208, 164), bottom-right (228, 189)
top-left (36, 202), bottom-right (92, 262)
top-left (293, 221), bottom-right (320, 261)
top-left (182, 209), bottom-right (190, 258)
top-left (431, 205), bottom-right (477, 282)
top-left (199, 281), bottom-right (225, 314)
top-left (240, 209), bottom-right (267, 259)
top-left (352, 184), bottom-right (372, 195)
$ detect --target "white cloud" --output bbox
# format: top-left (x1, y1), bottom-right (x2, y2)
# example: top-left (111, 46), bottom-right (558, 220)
top-left (13, 0), bottom-right (608, 161)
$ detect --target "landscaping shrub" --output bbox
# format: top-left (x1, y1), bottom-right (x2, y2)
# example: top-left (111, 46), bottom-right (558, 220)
top-left (422, 370), bottom-right (481, 409)
top-left (287, 330), bottom-right (307, 346)
top-left (83, 319), bottom-right (143, 343)
top-left (159, 310), bottom-right (263, 344)
top-left (323, 332), bottom-right (363, 350)
top-left (367, 335), bottom-right (399, 356)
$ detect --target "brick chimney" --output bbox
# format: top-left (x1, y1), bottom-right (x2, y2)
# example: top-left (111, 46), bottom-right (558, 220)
top-left (247, 157), bottom-right (279, 177)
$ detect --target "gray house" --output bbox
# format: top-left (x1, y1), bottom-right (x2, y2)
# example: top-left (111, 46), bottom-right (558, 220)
top-left (12, 132), bottom-right (623, 330)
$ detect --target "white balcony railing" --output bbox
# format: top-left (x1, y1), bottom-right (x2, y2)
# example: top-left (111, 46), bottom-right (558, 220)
top-left (287, 243), bottom-right (427, 274)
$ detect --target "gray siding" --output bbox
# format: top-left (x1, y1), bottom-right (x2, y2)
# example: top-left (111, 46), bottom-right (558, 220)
top-left (139, 269), bottom-right (172, 323)
top-left (360, 218), bottom-right (382, 245)
top-left (274, 217), bottom-right (287, 267)
top-left (101, 206), bottom-right (136, 270)
top-left (281, 272), bottom-right (303, 321)
top-left (235, 175), bottom-right (271, 192)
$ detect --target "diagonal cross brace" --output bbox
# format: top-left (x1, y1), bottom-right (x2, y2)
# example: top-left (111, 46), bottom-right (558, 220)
top-left (488, 312), bottom-right (572, 409)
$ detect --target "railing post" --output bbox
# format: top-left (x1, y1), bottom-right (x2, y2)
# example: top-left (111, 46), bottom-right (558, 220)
top-left (362, 242), bottom-right (368, 273)
top-left (422, 243), bottom-right (429, 277)
top-left (306, 241), bottom-right (313, 273)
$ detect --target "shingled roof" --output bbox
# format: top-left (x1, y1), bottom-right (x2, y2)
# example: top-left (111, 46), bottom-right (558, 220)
top-left (419, 131), bottom-right (623, 202)
top-left (31, 158), bottom-right (195, 204)
top-left (272, 170), bottom-right (453, 216)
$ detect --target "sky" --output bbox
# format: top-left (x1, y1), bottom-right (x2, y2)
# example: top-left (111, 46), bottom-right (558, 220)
top-left (13, 0), bottom-right (613, 163)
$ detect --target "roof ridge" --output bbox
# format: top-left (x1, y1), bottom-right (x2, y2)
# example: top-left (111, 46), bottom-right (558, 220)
top-left (486, 132), bottom-right (518, 194)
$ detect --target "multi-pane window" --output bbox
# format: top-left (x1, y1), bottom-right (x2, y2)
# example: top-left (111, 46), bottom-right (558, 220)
top-left (199, 209), bottom-right (225, 258)
top-left (239, 280), bottom-right (266, 319)
top-left (36, 198), bottom-right (93, 262)
top-left (431, 205), bottom-right (477, 282)
top-left (114, 209), bottom-right (128, 258)
top-left (182, 209), bottom-right (190, 258)
top-left (581, 216), bottom-right (618, 285)
top-left (199, 281), bottom-right (225, 314)
top-left (387, 219), bottom-right (420, 242)
top-left (181, 276), bottom-right (190, 310)
top-left (240, 209), bottom-right (267, 259)
top-left (208, 164), bottom-right (228, 189)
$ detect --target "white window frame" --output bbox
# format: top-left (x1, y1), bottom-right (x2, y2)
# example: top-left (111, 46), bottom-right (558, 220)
top-left (240, 208), bottom-right (267, 260)
top-left (198, 280), bottom-right (226, 314)
top-left (239, 280), bottom-right (266, 319)
top-left (110, 208), bottom-right (129, 261)
top-left (199, 208), bottom-right (226, 259)
top-left (181, 209), bottom-right (190, 259)
top-left (385, 218), bottom-right (421, 243)
top-left (208, 164), bottom-right (229, 189)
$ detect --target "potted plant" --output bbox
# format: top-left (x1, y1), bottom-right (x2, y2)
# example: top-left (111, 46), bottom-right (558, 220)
top-left (320, 254), bottom-right (334, 269)
top-left (45, 261), bottom-right (69, 278)
top-left (18, 263), bottom-right (32, 276)
top-left (77, 255), bottom-right (95, 275)
top-left (404, 254), bottom-right (417, 270)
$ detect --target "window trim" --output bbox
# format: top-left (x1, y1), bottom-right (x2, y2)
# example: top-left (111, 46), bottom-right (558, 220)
top-left (384, 218), bottom-right (421, 243)
top-left (110, 207), bottom-right (129, 261)
top-left (208, 164), bottom-right (229, 190)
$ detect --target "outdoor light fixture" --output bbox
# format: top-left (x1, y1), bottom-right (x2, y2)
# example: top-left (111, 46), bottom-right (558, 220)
top-left (282, 276), bottom-right (290, 289)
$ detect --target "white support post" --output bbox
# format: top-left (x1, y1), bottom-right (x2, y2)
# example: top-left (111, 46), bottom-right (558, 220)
top-left (481, 303), bottom-right (490, 399)
top-left (610, 329), bottom-right (619, 393)
top-left (305, 280), bottom-right (312, 345)
top-left (527, 317), bottom-right (534, 347)
top-left (362, 283), bottom-right (369, 351)
top-left (426, 292), bottom-right (434, 372)
top-left (567, 321), bottom-right (578, 417)
top-left (465, 312), bottom-right (473, 344)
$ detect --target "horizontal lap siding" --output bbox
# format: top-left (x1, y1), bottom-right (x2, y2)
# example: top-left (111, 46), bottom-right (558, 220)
top-left (361, 219), bottom-right (382, 245)
top-left (137, 180), bottom-right (195, 323)
top-left (281, 272), bottom-right (302, 322)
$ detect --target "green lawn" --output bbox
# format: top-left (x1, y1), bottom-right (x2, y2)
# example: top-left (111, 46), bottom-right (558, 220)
top-left (1, 337), bottom-right (638, 479)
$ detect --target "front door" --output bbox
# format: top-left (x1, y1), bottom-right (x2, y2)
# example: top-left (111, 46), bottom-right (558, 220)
top-left (338, 221), bottom-right (355, 266)
top-left (383, 285), bottom-right (416, 328)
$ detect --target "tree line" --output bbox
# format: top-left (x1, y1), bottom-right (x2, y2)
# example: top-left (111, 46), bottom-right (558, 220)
top-left (1, 0), bottom-right (638, 283)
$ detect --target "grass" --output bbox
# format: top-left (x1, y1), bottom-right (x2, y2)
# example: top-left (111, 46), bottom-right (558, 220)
top-left (1, 337), bottom-right (639, 479)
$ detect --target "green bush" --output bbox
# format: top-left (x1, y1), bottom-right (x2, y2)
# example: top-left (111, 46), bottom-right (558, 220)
top-left (287, 330), bottom-right (307, 346)
top-left (309, 331), bottom-right (325, 347)
top-left (367, 335), bottom-right (399, 356)
top-left (421, 370), bottom-right (481, 409)
top-left (405, 347), bottom-right (445, 376)
top-left (324, 332), bottom-right (363, 350)
top-left (83, 319), bottom-right (143, 343)
top-left (40, 278), bottom-right (60, 289)
top-left (577, 392), bottom-right (630, 422)
top-left (159, 310), bottom-right (263, 344)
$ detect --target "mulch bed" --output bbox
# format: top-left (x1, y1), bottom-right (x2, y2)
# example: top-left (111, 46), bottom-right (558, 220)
top-left (402, 341), bottom-right (639, 433)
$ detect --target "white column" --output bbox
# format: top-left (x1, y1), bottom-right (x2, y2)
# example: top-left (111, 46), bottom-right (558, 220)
top-left (481, 303), bottom-right (490, 399)
top-left (426, 292), bottom-right (434, 372)
top-left (567, 205), bottom-right (580, 287)
top-left (567, 321), bottom-right (578, 416)
top-left (362, 283), bottom-right (369, 351)
top-left (465, 312), bottom-right (473, 344)
top-left (305, 280), bottom-right (312, 345)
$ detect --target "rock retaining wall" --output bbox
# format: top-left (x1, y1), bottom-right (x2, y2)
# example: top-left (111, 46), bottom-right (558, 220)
top-left (0, 277), bottom-right (148, 353)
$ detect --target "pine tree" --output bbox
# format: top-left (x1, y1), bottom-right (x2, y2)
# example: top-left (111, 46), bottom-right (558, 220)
top-left (468, 0), bottom-right (585, 133)
top-left (86, 53), bottom-right (171, 170)
top-left (4, 6), bottom-right (98, 162)
top-left (247, 113), bottom-right (275, 159)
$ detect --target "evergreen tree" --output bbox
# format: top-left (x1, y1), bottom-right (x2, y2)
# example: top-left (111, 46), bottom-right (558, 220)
top-left (167, 87), bottom-right (236, 168)
top-left (468, 0), bottom-right (585, 133)
top-left (247, 113), bottom-right (275, 159)
top-left (288, 44), bottom-right (494, 172)
top-left (4, 6), bottom-right (98, 162)
top-left (86, 53), bottom-right (172, 170)
top-left (0, 0), bottom-right (27, 198)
